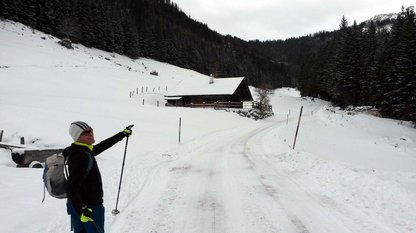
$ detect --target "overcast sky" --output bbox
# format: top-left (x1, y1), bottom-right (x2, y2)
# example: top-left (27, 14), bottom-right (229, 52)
top-left (172, 0), bottom-right (415, 41)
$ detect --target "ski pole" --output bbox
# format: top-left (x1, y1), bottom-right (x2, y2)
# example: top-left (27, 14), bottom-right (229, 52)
top-left (112, 124), bottom-right (134, 215)
top-left (91, 220), bottom-right (104, 233)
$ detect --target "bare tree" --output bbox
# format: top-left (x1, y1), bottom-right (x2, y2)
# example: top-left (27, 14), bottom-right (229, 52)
top-left (254, 85), bottom-right (274, 118)
top-left (58, 15), bottom-right (80, 40)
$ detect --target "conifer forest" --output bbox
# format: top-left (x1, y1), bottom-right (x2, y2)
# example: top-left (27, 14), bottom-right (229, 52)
top-left (0, 0), bottom-right (415, 124)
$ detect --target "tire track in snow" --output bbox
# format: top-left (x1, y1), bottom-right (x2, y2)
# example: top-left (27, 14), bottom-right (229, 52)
top-left (213, 122), bottom-right (291, 233)
top-left (243, 118), bottom-right (405, 233)
top-left (136, 123), bottom-right (272, 233)
top-left (242, 123), bottom-right (346, 233)
top-left (113, 133), bottom-right (230, 233)
top-left (107, 154), bottom-right (179, 233)
top-left (239, 122), bottom-right (310, 233)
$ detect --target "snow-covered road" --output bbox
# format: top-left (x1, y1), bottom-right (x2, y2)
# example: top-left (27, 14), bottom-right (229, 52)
top-left (107, 117), bottom-right (408, 233)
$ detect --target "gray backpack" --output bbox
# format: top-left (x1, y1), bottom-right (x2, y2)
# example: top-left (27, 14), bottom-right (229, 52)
top-left (42, 153), bottom-right (92, 202)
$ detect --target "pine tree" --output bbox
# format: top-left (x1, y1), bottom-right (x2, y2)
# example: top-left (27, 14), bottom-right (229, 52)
top-left (92, 1), bottom-right (107, 50)
top-left (2, 0), bottom-right (22, 21)
top-left (21, 0), bottom-right (37, 27)
top-left (122, 17), bottom-right (140, 58)
top-left (329, 16), bottom-right (353, 107)
top-left (347, 21), bottom-right (364, 106)
top-left (381, 8), bottom-right (414, 121)
top-left (408, 10), bottom-right (416, 124)
top-left (372, 29), bottom-right (392, 112)
top-left (361, 20), bottom-right (378, 106)
top-left (397, 8), bottom-right (416, 123)
top-left (78, 0), bottom-right (96, 47)
top-left (36, 0), bottom-right (55, 34)
top-left (0, 0), bottom-right (5, 17)
top-left (56, 0), bottom-right (81, 41)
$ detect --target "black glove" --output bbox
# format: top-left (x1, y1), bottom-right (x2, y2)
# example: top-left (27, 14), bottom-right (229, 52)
top-left (122, 125), bottom-right (134, 137)
top-left (80, 206), bottom-right (93, 223)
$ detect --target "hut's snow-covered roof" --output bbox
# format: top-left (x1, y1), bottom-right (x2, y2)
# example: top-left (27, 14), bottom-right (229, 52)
top-left (166, 77), bottom-right (245, 97)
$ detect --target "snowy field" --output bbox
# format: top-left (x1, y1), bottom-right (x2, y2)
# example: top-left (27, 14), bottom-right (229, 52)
top-left (1, 20), bottom-right (416, 233)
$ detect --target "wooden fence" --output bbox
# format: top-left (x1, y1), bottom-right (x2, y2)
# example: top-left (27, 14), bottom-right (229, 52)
top-left (187, 101), bottom-right (243, 109)
top-left (185, 101), bottom-right (272, 111)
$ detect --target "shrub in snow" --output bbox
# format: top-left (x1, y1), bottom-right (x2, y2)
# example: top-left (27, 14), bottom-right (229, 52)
top-left (345, 105), bottom-right (381, 117)
top-left (232, 109), bottom-right (274, 120)
top-left (58, 38), bottom-right (73, 49)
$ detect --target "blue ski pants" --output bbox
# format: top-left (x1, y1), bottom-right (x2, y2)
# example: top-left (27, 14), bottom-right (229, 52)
top-left (67, 201), bottom-right (105, 233)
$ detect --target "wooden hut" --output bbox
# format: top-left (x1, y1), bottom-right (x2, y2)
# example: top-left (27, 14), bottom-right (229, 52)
top-left (165, 77), bottom-right (253, 108)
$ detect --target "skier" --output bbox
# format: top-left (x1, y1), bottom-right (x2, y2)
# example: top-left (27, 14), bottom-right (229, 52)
top-left (64, 121), bottom-right (132, 233)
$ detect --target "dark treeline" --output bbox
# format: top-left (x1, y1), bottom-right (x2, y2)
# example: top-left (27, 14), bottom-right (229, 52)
top-left (247, 31), bottom-right (333, 88)
top-left (0, 0), bottom-right (290, 87)
top-left (297, 8), bottom-right (416, 124)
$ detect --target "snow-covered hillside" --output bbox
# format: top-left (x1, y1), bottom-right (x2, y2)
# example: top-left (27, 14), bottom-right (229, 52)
top-left (363, 6), bottom-right (415, 31)
top-left (1, 20), bottom-right (416, 233)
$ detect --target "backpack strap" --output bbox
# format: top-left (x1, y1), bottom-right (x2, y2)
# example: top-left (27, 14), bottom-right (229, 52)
top-left (42, 182), bottom-right (46, 203)
top-left (64, 153), bottom-right (93, 179)
top-left (64, 156), bottom-right (69, 180)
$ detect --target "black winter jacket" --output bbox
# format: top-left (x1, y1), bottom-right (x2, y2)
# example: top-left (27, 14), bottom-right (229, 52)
top-left (63, 132), bottom-right (125, 213)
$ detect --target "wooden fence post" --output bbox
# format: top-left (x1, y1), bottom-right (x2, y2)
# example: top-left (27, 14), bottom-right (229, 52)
top-left (292, 106), bottom-right (303, 149)
top-left (20, 137), bottom-right (25, 145)
top-left (142, 99), bottom-right (145, 105)
top-left (0, 130), bottom-right (3, 142)
top-left (178, 117), bottom-right (182, 144)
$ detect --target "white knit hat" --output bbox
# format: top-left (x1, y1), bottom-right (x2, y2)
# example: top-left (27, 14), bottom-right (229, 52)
top-left (69, 121), bottom-right (91, 141)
